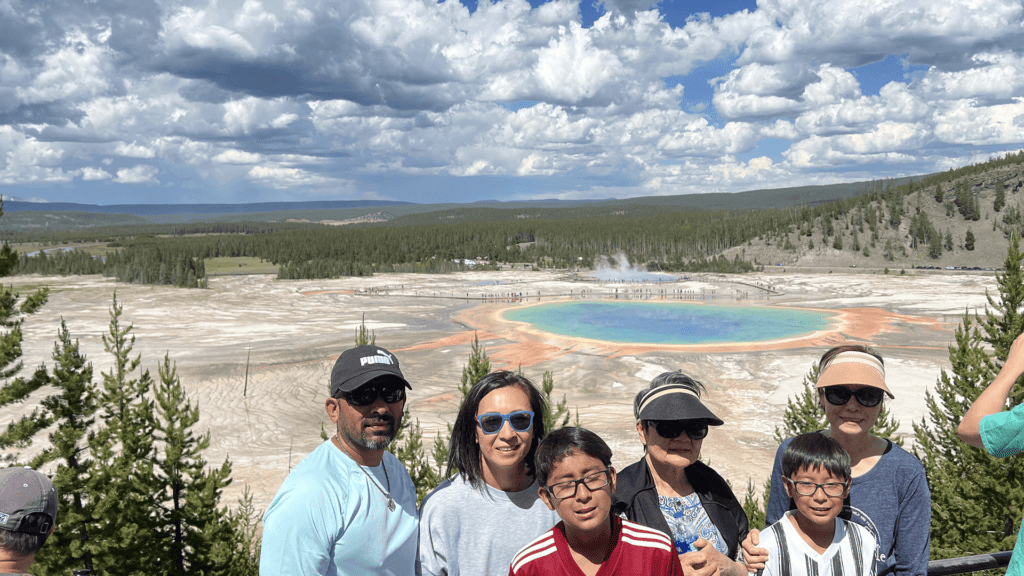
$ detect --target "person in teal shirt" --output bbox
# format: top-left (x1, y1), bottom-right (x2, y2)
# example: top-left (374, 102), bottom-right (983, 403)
top-left (959, 332), bottom-right (1024, 576)
top-left (261, 345), bottom-right (419, 575)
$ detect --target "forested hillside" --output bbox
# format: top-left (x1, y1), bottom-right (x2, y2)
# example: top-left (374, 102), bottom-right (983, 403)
top-left (728, 151), bottom-right (1024, 271)
top-left (5, 150), bottom-right (1024, 285)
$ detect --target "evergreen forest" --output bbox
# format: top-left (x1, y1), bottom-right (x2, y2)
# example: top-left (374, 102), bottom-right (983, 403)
top-left (4, 150), bottom-right (1024, 286)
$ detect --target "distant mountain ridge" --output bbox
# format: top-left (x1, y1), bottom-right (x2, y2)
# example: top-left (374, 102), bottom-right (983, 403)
top-left (2, 199), bottom-right (417, 216)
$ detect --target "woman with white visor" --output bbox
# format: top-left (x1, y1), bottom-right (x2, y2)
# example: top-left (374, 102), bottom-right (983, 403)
top-left (744, 345), bottom-right (931, 576)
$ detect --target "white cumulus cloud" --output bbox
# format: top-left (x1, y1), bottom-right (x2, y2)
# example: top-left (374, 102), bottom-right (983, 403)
top-left (114, 165), bottom-right (160, 184)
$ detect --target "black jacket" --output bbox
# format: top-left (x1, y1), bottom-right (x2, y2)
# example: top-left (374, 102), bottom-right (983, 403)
top-left (611, 458), bottom-right (749, 560)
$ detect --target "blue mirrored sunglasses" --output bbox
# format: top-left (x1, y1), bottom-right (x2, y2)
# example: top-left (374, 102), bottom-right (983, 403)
top-left (476, 410), bottom-right (534, 434)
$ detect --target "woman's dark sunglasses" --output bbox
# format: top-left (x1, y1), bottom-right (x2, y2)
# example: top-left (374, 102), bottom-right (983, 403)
top-left (476, 411), bottom-right (535, 434)
top-left (823, 385), bottom-right (883, 408)
top-left (343, 383), bottom-right (406, 407)
top-left (648, 420), bottom-right (708, 440)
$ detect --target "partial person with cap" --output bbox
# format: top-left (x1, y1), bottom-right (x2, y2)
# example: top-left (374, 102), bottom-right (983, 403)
top-left (743, 345), bottom-right (931, 576)
top-left (260, 345), bottom-right (419, 575)
top-left (611, 371), bottom-right (749, 576)
top-left (0, 467), bottom-right (57, 575)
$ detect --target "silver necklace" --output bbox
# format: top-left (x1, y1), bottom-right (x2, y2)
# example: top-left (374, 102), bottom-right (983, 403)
top-left (334, 435), bottom-right (396, 512)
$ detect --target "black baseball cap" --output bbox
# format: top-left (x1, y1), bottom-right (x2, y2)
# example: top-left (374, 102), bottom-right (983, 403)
top-left (0, 467), bottom-right (57, 535)
top-left (330, 345), bottom-right (410, 398)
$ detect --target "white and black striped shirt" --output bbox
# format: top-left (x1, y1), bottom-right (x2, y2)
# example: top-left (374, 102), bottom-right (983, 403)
top-left (758, 511), bottom-right (877, 576)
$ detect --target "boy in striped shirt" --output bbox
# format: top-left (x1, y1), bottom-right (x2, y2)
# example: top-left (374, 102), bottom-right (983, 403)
top-left (758, 433), bottom-right (877, 576)
top-left (509, 427), bottom-right (683, 576)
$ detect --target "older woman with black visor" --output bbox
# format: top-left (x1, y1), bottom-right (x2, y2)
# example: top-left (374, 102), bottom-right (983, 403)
top-left (611, 371), bottom-right (749, 576)
top-left (743, 345), bottom-right (931, 576)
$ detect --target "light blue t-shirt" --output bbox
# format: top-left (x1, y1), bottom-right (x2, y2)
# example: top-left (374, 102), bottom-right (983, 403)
top-left (261, 440), bottom-right (419, 575)
top-left (981, 403), bottom-right (1024, 576)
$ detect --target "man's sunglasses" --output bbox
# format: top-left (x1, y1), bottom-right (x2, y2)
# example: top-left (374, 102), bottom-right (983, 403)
top-left (342, 383), bottom-right (406, 407)
top-left (822, 385), bottom-right (883, 408)
top-left (647, 420), bottom-right (708, 440)
top-left (476, 410), bottom-right (534, 434)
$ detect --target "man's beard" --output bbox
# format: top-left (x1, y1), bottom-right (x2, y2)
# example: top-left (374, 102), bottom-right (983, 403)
top-left (357, 414), bottom-right (400, 450)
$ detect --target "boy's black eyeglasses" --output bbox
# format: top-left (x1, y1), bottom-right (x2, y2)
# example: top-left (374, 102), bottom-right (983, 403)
top-left (647, 420), bottom-right (708, 440)
top-left (546, 469), bottom-right (612, 500)
top-left (476, 411), bottom-right (534, 434)
top-left (784, 476), bottom-right (848, 497)
top-left (822, 385), bottom-right (883, 408)
top-left (342, 383), bottom-right (406, 406)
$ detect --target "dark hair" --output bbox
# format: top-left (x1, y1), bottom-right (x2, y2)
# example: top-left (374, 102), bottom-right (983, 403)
top-left (819, 344), bottom-right (884, 371)
top-left (0, 514), bottom-right (52, 557)
top-left (781, 432), bottom-right (851, 482)
top-left (534, 427), bottom-right (613, 487)
top-left (446, 371), bottom-right (547, 489)
top-left (633, 370), bottom-right (708, 420)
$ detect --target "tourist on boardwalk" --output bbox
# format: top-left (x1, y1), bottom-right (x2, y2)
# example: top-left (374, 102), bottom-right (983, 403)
top-left (958, 332), bottom-right (1024, 576)
top-left (0, 467), bottom-right (58, 576)
top-left (509, 426), bottom-right (683, 576)
top-left (757, 433), bottom-right (878, 576)
top-left (744, 345), bottom-right (930, 576)
top-left (418, 371), bottom-right (559, 576)
top-left (611, 371), bottom-right (749, 576)
top-left (261, 345), bottom-right (418, 575)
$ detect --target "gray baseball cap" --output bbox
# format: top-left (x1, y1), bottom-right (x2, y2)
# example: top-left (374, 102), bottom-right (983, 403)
top-left (0, 467), bottom-right (57, 534)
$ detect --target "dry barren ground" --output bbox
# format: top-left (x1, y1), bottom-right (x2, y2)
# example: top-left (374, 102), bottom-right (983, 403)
top-left (0, 269), bottom-right (998, 515)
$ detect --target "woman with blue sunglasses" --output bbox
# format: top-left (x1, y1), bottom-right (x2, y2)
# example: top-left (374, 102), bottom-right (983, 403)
top-left (743, 345), bottom-right (931, 576)
top-left (418, 371), bottom-right (559, 576)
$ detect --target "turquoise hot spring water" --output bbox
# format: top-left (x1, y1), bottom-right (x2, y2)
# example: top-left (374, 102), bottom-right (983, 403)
top-left (501, 301), bottom-right (830, 345)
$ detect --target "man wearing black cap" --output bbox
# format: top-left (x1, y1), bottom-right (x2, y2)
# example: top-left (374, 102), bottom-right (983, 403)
top-left (261, 345), bottom-right (419, 575)
top-left (0, 467), bottom-right (58, 575)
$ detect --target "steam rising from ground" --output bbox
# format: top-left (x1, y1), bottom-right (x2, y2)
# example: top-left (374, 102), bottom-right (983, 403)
top-left (589, 253), bottom-right (678, 282)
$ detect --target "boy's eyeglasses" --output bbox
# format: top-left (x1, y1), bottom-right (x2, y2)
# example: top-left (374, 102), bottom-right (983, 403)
top-left (822, 385), bottom-right (883, 408)
top-left (648, 420), bottom-right (708, 440)
top-left (546, 469), bottom-right (612, 500)
top-left (476, 411), bottom-right (534, 434)
top-left (784, 476), bottom-right (849, 497)
top-left (342, 383), bottom-right (406, 407)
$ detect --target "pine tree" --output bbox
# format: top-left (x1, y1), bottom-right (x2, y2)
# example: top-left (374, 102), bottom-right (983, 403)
top-left (965, 229), bottom-right (976, 251)
top-left (0, 287), bottom-right (51, 456)
top-left (86, 293), bottom-right (160, 574)
top-left (459, 332), bottom-right (491, 400)
top-left (741, 479), bottom-right (769, 532)
top-left (229, 488), bottom-right (262, 576)
top-left (913, 233), bottom-right (1024, 560)
top-left (773, 363), bottom-right (825, 443)
top-left (32, 321), bottom-right (99, 575)
top-left (995, 181), bottom-right (1006, 212)
top-left (929, 230), bottom-right (943, 259)
top-left (0, 198), bottom-right (17, 277)
top-left (152, 353), bottom-right (237, 575)
top-left (541, 370), bottom-right (569, 432)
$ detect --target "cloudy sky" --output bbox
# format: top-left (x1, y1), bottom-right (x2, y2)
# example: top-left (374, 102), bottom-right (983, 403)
top-left (2, 0), bottom-right (1024, 206)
